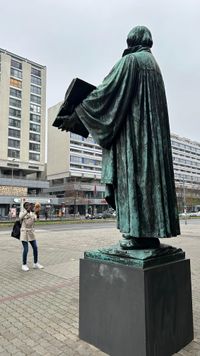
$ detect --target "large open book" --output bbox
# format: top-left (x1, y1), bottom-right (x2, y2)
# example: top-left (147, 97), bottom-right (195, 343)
top-left (52, 78), bottom-right (96, 137)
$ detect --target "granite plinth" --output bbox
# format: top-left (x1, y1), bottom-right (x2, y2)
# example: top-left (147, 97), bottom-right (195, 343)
top-left (79, 256), bottom-right (193, 356)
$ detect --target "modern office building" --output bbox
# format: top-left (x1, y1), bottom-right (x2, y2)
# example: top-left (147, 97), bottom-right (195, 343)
top-left (171, 133), bottom-right (200, 211)
top-left (0, 48), bottom-right (49, 216)
top-left (47, 103), bottom-right (200, 214)
top-left (47, 103), bottom-right (107, 215)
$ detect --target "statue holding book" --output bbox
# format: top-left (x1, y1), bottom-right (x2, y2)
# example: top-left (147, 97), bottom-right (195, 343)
top-left (54, 25), bottom-right (180, 250)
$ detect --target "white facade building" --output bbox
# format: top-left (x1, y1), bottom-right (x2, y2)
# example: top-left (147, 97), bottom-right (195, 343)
top-left (47, 103), bottom-right (106, 214)
top-left (171, 133), bottom-right (200, 211)
top-left (47, 103), bottom-right (102, 181)
top-left (69, 133), bottom-right (102, 179)
top-left (171, 133), bottom-right (200, 189)
top-left (0, 48), bottom-right (49, 216)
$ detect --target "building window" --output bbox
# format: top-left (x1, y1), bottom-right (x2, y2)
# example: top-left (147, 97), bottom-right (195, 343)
top-left (8, 128), bottom-right (20, 138)
top-left (10, 87), bottom-right (22, 98)
top-left (70, 155), bottom-right (82, 163)
top-left (30, 113), bottom-right (40, 123)
top-left (70, 164), bottom-right (82, 169)
top-left (10, 78), bottom-right (22, 88)
top-left (30, 94), bottom-right (41, 105)
top-left (30, 123), bottom-right (40, 133)
top-left (82, 157), bottom-right (101, 166)
top-left (9, 97), bottom-right (21, 108)
top-left (31, 67), bottom-right (41, 77)
top-left (29, 152), bottom-right (40, 161)
top-left (9, 118), bottom-right (21, 128)
top-left (70, 148), bottom-right (82, 154)
top-left (29, 132), bottom-right (40, 142)
top-left (30, 104), bottom-right (41, 114)
top-left (11, 59), bottom-right (22, 70)
top-left (31, 76), bottom-right (41, 86)
top-left (10, 68), bottom-right (22, 79)
top-left (31, 85), bottom-right (41, 95)
top-left (9, 108), bottom-right (21, 118)
top-left (8, 138), bottom-right (20, 149)
top-left (8, 149), bottom-right (20, 159)
top-left (70, 133), bottom-right (82, 141)
top-left (29, 142), bottom-right (40, 152)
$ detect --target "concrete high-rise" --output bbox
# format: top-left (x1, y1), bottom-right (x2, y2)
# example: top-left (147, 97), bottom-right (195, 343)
top-left (0, 48), bottom-right (48, 216)
top-left (47, 103), bottom-right (106, 215)
top-left (171, 133), bottom-right (200, 211)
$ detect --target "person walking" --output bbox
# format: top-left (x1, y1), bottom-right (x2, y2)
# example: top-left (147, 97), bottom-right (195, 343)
top-left (19, 202), bottom-right (44, 272)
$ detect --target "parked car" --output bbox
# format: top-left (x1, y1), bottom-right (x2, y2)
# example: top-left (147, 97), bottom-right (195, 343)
top-left (85, 213), bottom-right (93, 219)
top-left (85, 213), bottom-right (103, 219)
top-left (92, 213), bottom-right (103, 219)
top-left (102, 209), bottom-right (116, 219)
top-left (179, 212), bottom-right (189, 217)
top-left (0, 215), bottom-right (7, 220)
top-left (189, 212), bottom-right (200, 217)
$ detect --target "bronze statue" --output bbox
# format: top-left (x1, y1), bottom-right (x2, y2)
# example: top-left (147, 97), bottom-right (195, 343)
top-left (58, 25), bottom-right (180, 249)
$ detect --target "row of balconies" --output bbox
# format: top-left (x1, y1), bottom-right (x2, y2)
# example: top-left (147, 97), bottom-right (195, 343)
top-left (0, 176), bottom-right (49, 188)
top-left (44, 181), bottom-right (105, 194)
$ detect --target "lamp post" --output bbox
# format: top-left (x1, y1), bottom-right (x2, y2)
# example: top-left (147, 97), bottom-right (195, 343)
top-left (73, 194), bottom-right (76, 218)
top-left (182, 177), bottom-right (187, 225)
top-left (86, 193), bottom-right (89, 215)
top-left (73, 181), bottom-right (81, 218)
top-left (10, 166), bottom-right (14, 217)
top-left (11, 158), bottom-right (15, 179)
top-left (9, 158), bottom-right (16, 219)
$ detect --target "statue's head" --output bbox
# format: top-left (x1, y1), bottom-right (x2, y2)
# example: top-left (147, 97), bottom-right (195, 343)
top-left (127, 26), bottom-right (153, 48)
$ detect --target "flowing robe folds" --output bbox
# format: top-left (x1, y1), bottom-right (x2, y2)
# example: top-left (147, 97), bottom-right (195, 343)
top-left (76, 49), bottom-right (180, 238)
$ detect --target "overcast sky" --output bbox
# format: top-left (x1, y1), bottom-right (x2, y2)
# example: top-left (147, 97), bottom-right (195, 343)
top-left (1, 0), bottom-right (200, 142)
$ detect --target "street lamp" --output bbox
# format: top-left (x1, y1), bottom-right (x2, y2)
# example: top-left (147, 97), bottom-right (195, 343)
top-left (182, 177), bottom-right (187, 225)
top-left (11, 158), bottom-right (15, 180)
top-left (9, 158), bottom-right (16, 218)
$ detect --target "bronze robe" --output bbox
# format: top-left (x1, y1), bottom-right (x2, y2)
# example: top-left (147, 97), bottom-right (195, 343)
top-left (76, 48), bottom-right (180, 238)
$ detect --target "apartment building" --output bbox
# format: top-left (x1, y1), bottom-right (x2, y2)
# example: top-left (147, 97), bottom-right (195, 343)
top-left (47, 103), bottom-right (107, 215)
top-left (171, 133), bottom-right (200, 210)
top-left (0, 48), bottom-right (49, 216)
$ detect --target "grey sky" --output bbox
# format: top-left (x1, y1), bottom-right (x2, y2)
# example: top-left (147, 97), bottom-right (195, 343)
top-left (1, 0), bottom-right (200, 142)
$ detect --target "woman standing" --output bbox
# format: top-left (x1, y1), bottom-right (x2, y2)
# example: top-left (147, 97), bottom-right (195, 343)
top-left (19, 202), bottom-right (44, 272)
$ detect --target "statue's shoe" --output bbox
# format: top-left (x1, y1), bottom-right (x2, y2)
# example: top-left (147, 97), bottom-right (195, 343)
top-left (120, 237), bottom-right (160, 250)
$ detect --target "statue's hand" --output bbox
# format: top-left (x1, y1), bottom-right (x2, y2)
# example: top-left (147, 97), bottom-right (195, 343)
top-left (58, 111), bottom-right (89, 138)
top-left (58, 115), bottom-right (71, 131)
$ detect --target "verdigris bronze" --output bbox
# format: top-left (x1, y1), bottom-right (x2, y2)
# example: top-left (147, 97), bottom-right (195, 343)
top-left (84, 244), bottom-right (185, 268)
top-left (58, 25), bottom-right (180, 249)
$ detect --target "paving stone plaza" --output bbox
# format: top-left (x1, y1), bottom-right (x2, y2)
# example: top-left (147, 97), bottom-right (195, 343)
top-left (0, 221), bottom-right (200, 355)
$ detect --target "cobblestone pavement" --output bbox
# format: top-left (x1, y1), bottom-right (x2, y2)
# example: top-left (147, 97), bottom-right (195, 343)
top-left (0, 221), bottom-right (199, 355)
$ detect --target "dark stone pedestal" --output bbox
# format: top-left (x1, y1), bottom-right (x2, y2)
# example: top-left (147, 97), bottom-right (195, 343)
top-left (79, 258), bottom-right (193, 356)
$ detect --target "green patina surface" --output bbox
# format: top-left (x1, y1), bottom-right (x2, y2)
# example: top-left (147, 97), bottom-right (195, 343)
top-left (76, 27), bottom-right (180, 240)
top-left (58, 26), bottom-right (180, 246)
top-left (84, 244), bottom-right (185, 269)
